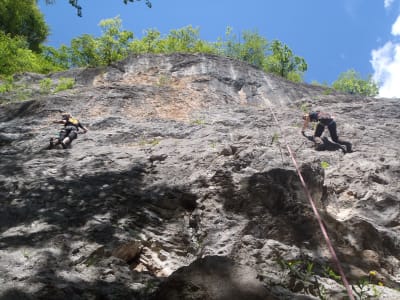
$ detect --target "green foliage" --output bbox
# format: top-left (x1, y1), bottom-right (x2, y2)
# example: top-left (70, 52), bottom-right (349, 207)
top-left (139, 138), bottom-right (160, 146)
top-left (215, 28), bottom-right (306, 82)
top-left (52, 22), bottom-right (218, 68)
top-left (215, 30), bottom-right (306, 81)
top-left (332, 69), bottom-right (379, 96)
top-left (217, 27), bottom-right (268, 69)
top-left (191, 119), bottom-right (205, 125)
top-left (54, 77), bottom-right (75, 93)
top-left (157, 74), bottom-right (171, 86)
top-left (69, 34), bottom-right (100, 67)
top-left (311, 80), bottom-right (329, 87)
top-left (0, 78), bottom-right (33, 102)
top-left (238, 30), bottom-right (268, 68)
top-left (159, 25), bottom-right (217, 54)
top-left (39, 78), bottom-right (53, 94)
top-left (320, 161), bottom-right (330, 170)
top-left (216, 26), bottom-right (241, 58)
top-left (0, 32), bottom-right (32, 75)
top-left (323, 266), bottom-right (341, 282)
top-left (130, 29), bottom-right (161, 53)
top-left (0, 76), bottom-right (13, 93)
top-left (0, 31), bottom-right (61, 76)
top-left (162, 26), bottom-right (200, 53)
top-left (350, 271), bottom-right (384, 300)
top-left (263, 40), bottom-right (307, 82)
top-left (97, 16), bottom-right (134, 65)
top-left (352, 278), bottom-right (371, 300)
top-left (271, 132), bottom-right (280, 144)
top-left (22, 248), bottom-right (31, 259)
top-left (14, 84), bottom-right (32, 101)
top-left (0, 0), bottom-right (49, 52)
top-left (40, 45), bottom-right (71, 70)
top-left (1, 12), bottom-right (309, 84)
top-left (322, 88), bottom-right (333, 95)
top-left (277, 257), bottom-right (322, 297)
top-left (33, 19), bottom-right (308, 83)
top-left (51, 16), bottom-right (134, 67)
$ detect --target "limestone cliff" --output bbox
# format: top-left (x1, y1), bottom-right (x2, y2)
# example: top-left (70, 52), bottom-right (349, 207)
top-left (0, 54), bottom-right (399, 299)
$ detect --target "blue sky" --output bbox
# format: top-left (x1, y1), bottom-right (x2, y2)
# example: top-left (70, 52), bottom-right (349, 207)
top-left (39, 0), bottom-right (400, 97)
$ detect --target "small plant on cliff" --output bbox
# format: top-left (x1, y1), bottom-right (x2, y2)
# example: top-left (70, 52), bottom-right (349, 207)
top-left (323, 88), bottom-right (333, 95)
top-left (39, 78), bottom-right (53, 94)
top-left (22, 248), bottom-right (31, 259)
top-left (157, 74), bottom-right (171, 86)
top-left (320, 161), bottom-right (330, 170)
top-left (276, 257), bottom-right (323, 297)
top-left (139, 137), bottom-right (160, 147)
top-left (0, 76), bottom-right (14, 93)
top-left (271, 132), bottom-right (279, 144)
top-left (191, 119), bottom-right (205, 126)
top-left (351, 271), bottom-right (383, 300)
top-left (54, 77), bottom-right (75, 93)
top-left (323, 265), bottom-right (341, 282)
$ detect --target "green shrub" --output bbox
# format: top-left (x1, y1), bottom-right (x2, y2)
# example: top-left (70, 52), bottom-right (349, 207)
top-left (332, 69), bottom-right (379, 96)
top-left (39, 78), bottom-right (53, 94)
top-left (54, 77), bottom-right (75, 93)
top-left (320, 161), bottom-right (330, 169)
top-left (0, 76), bottom-right (14, 93)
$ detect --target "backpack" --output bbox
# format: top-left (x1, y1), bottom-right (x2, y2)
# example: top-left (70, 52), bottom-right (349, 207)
top-left (68, 117), bottom-right (79, 126)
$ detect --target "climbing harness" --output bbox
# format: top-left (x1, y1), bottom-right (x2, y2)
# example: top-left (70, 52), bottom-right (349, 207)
top-left (263, 98), bottom-right (355, 300)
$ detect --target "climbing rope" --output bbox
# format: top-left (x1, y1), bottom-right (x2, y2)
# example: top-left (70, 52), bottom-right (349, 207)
top-left (264, 98), bottom-right (355, 300)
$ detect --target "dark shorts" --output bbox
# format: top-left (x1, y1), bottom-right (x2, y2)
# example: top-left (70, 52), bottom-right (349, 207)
top-left (59, 127), bottom-right (78, 141)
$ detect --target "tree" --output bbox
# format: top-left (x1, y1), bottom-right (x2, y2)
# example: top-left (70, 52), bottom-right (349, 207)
top-left (332, 69), bottom-right (379, 96)
top-left (263, 40), bottom-right (307, 82)
top-left (216, 28), bottom-right (268, 68)
top-left (160, 26), bottom-right (216, 54)
top-left (216, 27), bottom-right (239, 58)
top-left (41, 44), bottom-right (71, 69)
top-left (69, 34), bottom-right (100, 67)
top-left (130, 29), bottom-right (161, 53)
top-left (44, 0), bottom-right (152, 17)
top-left (238, 30), bottom-right (268, 68)
top-left (0, 31), bottom-right (60, 76)
top-left (0, 0), bottom-right (49, 52)
top-left (48, 16), bottom-right (134, 68)
top-left (97, 16), bottom-right (134, 65)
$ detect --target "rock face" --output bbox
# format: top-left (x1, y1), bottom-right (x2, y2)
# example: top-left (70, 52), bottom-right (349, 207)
top-left (153, 256), bottom-right (279, 300)
top-left (0, 53), bottom-right (399, 299)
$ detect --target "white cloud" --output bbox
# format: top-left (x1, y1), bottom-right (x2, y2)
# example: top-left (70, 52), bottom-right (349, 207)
top-left (371, 9), bottom-right (400, 98)
top-left (384, 0), bottom-right (395, 9)
top-left (371, 41), bottom-right (400, 97)
top-left (392, 15), bottom-right (400, 35)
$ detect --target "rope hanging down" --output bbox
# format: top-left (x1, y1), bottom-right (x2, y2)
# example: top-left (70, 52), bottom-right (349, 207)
top-left (265, 99), bottom-right (355, 300)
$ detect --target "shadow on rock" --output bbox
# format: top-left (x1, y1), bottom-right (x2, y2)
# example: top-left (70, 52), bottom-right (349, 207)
top-left (151, 256), bottom-right (279, 300)
top-left (215, 166), bottom-right (326, 247)
top-left (302, 133), bottom-right (347, 153)
top-left (0, 161), bottom-right (199, 298)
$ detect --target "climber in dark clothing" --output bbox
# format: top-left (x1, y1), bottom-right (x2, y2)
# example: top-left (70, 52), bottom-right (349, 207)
top-left (50, 112), bottom-right (88, 149)
top-left (301, 111), bottom-right (352, 153)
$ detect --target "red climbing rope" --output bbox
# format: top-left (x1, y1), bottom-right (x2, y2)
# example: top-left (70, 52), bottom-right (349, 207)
top-left (266, 101), bottom-right (355, 300)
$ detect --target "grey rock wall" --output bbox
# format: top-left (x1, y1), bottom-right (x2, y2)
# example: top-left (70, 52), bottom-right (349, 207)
top-left (0, 53), bottom-right (399, 299)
